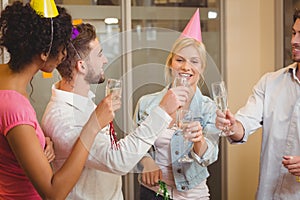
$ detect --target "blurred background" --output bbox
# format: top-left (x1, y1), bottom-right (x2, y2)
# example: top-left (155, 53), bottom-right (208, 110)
top-left (1, 0), bottom-right (297, 199)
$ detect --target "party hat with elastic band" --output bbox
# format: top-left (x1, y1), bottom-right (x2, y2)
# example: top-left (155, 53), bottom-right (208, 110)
top-left (30, 0), bottom-right (59, 79)
top-left (180, 8), bottom-right (202, 42)
top-left (30, 0), bottom-right (58, 18)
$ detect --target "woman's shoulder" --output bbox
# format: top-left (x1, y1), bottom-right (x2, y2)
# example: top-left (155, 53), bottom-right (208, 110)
top-left (0, 90), bottom-right (32, 111)
top-left (0, 90), bottom-right (36, 135)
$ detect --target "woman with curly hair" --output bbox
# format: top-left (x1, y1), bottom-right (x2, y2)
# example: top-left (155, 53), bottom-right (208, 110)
top-left (0, 1), bottom-right (119, 199)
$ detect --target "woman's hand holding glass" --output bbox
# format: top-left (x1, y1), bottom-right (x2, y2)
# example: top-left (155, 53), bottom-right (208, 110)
top-left (185, 121), bottom-right (207, 156)
top-left (177, 109), bottom-right (194, 163)
top-left (177, 114), bottom-right (207, 163)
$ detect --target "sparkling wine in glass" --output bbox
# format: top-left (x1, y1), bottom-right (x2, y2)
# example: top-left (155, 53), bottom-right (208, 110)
top-left (105, 78), bottom-right (122, 150)
top-left (173, 73), bottom-right (189, 88)
top-left (172, 74), bottom-right (190, 129)
top-left (105, 79), bottom-right (122, 97)
top-left (177, 109), bottom-right (194, 163)
top-left (211, 81), bottom-right (228, 113)
top-left (211, 81), bottom-right (232, 136)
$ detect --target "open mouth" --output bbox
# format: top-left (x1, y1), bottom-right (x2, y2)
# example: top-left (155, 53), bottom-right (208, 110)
top-left (179, 73), bottom-right (193, 78)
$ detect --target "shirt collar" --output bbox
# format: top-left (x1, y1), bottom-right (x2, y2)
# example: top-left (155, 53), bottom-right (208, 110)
top-left (51, 82), bottom-right (95, 112)
top-left (286, 62), bottom-right (300, 84)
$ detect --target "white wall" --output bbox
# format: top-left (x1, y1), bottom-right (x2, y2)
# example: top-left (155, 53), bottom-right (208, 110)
top-left (225, 0), bottom-right (275, 199)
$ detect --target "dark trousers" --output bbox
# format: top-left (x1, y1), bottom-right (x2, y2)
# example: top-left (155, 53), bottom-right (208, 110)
top-left (139, 185), bottom-right (173, 200)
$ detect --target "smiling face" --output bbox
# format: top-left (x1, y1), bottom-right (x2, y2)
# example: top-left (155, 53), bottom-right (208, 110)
top-left (292, 18), bottom-right (300, 62)
top-left (84, 38), bottom-right (108, 84)
top-left (170, 45), bottom-right (203, 91)
top-left (166, 38), bottom-right (206, 92)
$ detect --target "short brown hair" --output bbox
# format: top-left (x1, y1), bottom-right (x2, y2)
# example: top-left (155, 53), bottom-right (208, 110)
top-left (57, 23), bottom-right (97, 81)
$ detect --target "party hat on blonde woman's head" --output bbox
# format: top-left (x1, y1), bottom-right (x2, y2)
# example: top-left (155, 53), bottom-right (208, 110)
top-left (30, 0), bottom-right (58, 18)
top-left (180, 8), bottom-right (202, 42)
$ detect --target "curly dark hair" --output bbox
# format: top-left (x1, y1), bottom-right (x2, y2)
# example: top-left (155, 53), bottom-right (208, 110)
top-left (57, 23), bottom-right (97, 81)
top-left (0, 1), bottom-right (72, 72)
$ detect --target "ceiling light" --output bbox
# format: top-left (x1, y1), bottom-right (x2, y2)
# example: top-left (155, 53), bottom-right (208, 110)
top-left (104, 18), bottom-right (119, 25)
top-left (208, 11), bottom-right (218, 19)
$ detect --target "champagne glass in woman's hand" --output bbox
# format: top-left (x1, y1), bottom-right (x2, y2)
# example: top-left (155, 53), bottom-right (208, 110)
top-left (177, 109), bottom-right (194, 163)
top-left (211, 81), bottom-right (233, 136)
top-left (172, 74), bottom-right (190, 129)
top-left (106, 78), bottom-right (122, 150)
top-left (173, 74), bottom-right (189, 88)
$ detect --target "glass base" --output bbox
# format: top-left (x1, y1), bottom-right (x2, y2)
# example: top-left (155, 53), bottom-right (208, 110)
top-left (178, 155), bottom-right (194, 163)
top-left (219, 130), bottom-right (235, 137)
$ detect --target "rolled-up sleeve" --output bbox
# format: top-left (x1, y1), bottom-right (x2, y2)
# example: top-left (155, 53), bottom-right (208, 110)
top-left (232, 74), bottom-right (268, 144)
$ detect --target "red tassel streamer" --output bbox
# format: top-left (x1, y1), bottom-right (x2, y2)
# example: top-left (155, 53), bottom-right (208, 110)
top-left (109, 121), bottom-right (120, 150)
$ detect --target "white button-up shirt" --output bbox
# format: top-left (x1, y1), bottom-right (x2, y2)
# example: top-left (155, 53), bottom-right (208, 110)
top-left (235, 63), bottom-right (300, 200)
top-left (41, 83), bottom-right (172, 200)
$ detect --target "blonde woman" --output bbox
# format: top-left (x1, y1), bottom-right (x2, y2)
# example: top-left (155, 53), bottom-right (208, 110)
top-left (134, 37), bottom-right (220, 200)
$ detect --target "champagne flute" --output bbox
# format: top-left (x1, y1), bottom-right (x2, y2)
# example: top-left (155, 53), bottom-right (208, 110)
top-left (177, 109), bottom-right (194, 163)
top-left (211, 81), bottom-right (227, 113)
top-left (211, 81), bottom-right (233, 136)
top-left (173, 74), bottom-right (189, 88)
top-left (172, 74), bottom-right (189, 129)
top-left (105, 78), bottom-right (122, 150)
top-left (106, 78), bottom-right (122, 97)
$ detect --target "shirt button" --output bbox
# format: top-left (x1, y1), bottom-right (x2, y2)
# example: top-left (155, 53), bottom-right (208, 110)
top-left (177, 169), bottom-right (181, 173)
top-left (175, 151), bottom-right (179, 155)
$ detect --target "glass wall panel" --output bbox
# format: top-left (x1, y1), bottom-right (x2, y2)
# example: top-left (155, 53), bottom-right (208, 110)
top-left (130, 2), bottom-right (222, 200)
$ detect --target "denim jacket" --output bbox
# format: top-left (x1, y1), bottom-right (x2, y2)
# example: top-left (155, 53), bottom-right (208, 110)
top-left (134, 86), bottom-right (220, 191)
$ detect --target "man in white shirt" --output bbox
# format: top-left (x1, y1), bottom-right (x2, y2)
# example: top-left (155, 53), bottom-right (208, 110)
top-left (215, 10), bottom-right (300, 199)
top-left (41, 23), bottom-right (189, 199)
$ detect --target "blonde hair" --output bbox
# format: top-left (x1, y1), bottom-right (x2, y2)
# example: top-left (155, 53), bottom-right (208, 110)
top-left (165, 37), bottom-right (207, 86)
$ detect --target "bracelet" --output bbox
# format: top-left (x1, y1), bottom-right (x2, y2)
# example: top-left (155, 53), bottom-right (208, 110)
top-left (191, 150), bottom-right (210, 167)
